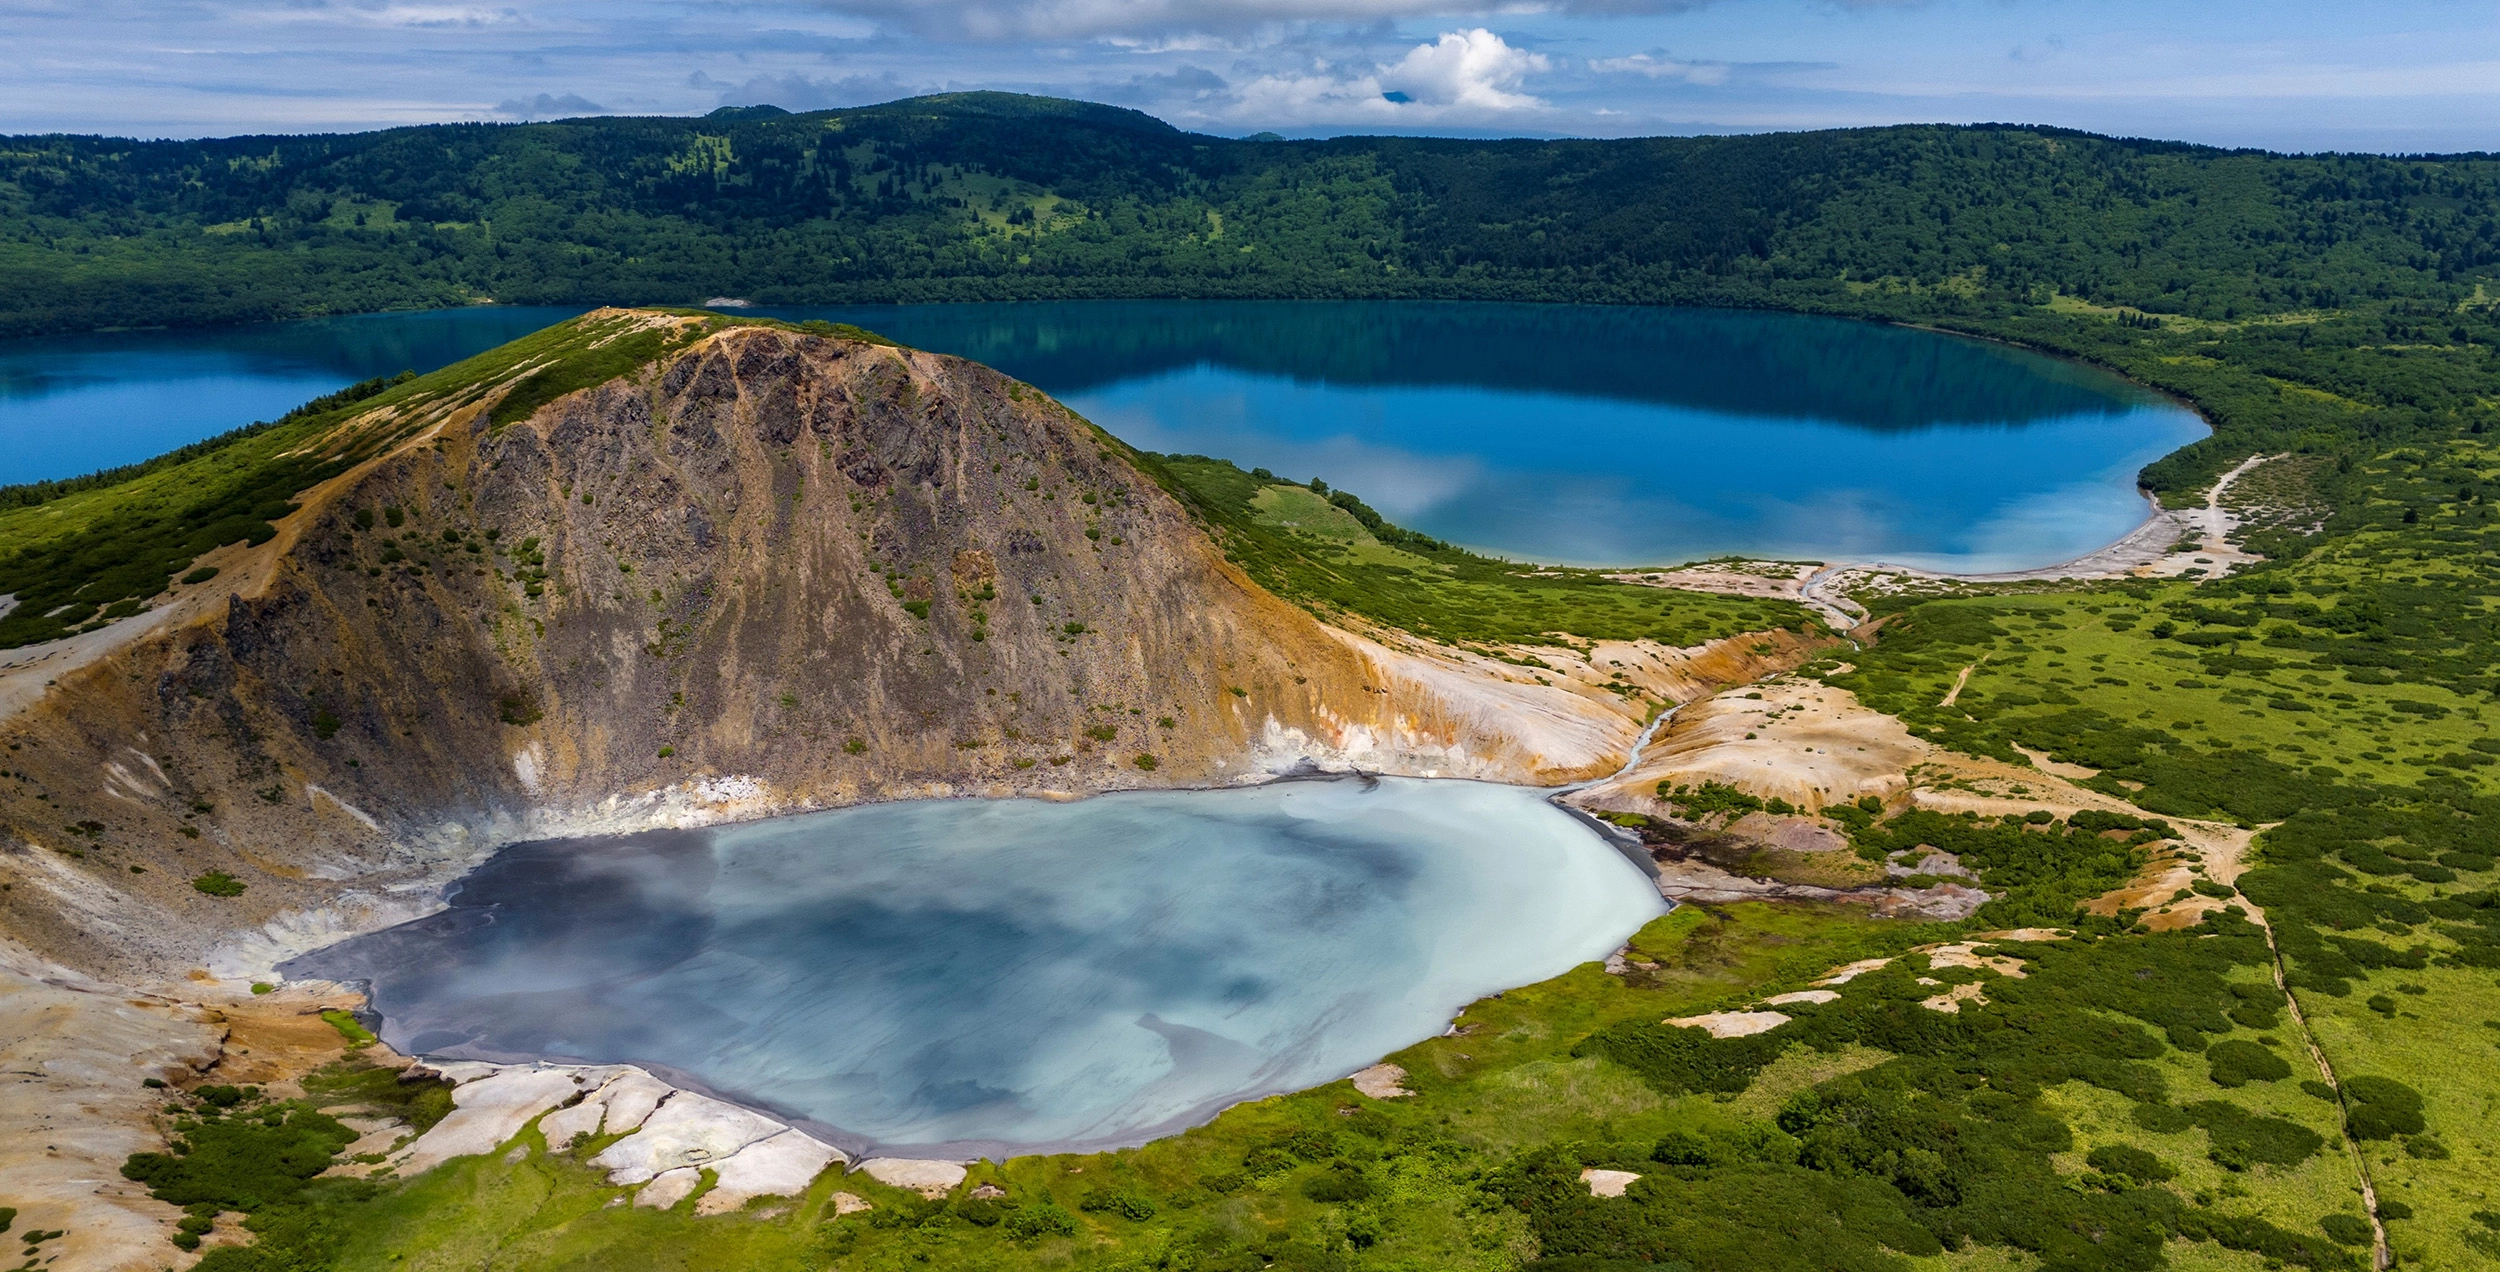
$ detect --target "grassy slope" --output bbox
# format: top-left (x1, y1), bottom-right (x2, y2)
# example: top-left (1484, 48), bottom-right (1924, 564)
top-left (1144, 453), bottom-right (1812, 649)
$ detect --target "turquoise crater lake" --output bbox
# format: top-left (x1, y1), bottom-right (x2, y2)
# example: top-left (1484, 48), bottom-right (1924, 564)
top-left (284, 778), bottom-right (1662, 1157)
top-left (0, 301), bottom-right (2203, 572)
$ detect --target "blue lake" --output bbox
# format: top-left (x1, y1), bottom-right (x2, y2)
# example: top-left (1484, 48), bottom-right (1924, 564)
top-left (0, 300), bottom-right (2203, 571)
top-left (0, 306), bottom-right (583, 487)
top-left (285, 778), bottom-right (1660, 1156)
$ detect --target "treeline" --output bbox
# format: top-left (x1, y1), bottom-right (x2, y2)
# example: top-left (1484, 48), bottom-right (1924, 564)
top-left (5, 92), bottom-right (2496, 332)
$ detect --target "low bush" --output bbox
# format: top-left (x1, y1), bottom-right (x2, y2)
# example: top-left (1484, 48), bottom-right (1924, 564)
top-left (2181, 1100), bottom-right (2325, 1170)
top-left (2340, 1076), bottom-right (2426, 1140)
top-left (1300, 1161), bottom-right (1373, 1203)
top-left (121, 1103), bottom-right (356, 1211)
top-left (1002, 1201), bottom-right (1078, 1243)
top-left (2085, 1144), bottom-right (2176, 1183)
top-left (2318, 1213), bottom-right (2373, 1246)
top-left (2206, 1039), bottom-right (2294, 1087)
top-left (190, 871), bottom-right (246, 897)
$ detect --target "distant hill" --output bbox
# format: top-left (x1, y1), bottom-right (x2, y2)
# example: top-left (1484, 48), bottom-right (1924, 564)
top-left (2, 92), bottom-right (2493, 341)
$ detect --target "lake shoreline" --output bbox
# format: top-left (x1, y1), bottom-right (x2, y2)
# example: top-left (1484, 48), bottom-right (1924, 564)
top-left (283, 774), bottom-right (1662, 1163)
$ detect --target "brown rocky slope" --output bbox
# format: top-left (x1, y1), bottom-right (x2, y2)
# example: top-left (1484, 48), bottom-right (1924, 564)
top-left (0, 311), bottom-right (1813, 984)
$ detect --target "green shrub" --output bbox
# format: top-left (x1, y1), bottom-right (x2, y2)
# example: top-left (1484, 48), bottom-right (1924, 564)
top-left (1078, 1189), bottom-right (1159, 1221)
top-left (1657, 781), bottom-right (1764, 819)
top-left (1577, 1020), bottom-right (1788, 1096)
top-left (121, 1104), bottom-right (356, 1209)
top-left (190, 871), bottom-right (246, 897)
top-left (2206, 1039), bottom-right (2293, 1087)
top-left (2341, 1076), bottom-right (2426, 1140)
top-left (2181, 1101), bottom-right (2324, 1169)
top-left (2085, 1144), bottom-right (2175, 1182)
top-left (1133, 753), bottom-right (1159, 771)
top-left (1301, 1161), bottom-right (1374, 1203)
top-left (1003, 1202), bottom-right (1078, 1243)
top-left (2319, 1213), bottom-right (2373, 1246)
top-left (2179, 1210), bottom-right (2361, 1270)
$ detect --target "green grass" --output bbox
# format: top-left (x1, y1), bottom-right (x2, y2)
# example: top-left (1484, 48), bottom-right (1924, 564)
top-left (1820, 546), bottom-right (2500, 825)
top-left (319, 1010), bottom-right (377, 1047)
top-left (1145, 453), bottom-right (1815, 649)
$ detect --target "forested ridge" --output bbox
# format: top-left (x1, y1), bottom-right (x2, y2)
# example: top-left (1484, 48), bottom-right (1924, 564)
top-left (8, 92), bottom-right (2500, 494)
top-left (9, 93), bottom-right (2494, 324)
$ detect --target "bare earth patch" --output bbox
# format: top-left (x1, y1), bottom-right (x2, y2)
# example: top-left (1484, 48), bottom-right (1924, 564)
top-left (1663, 1010), bottom-right (1792, 1038)
top-left (1580, 1168), bottom-right (1642, 1198)
top-left (1350, 1063), bottom-right (1413, 1099)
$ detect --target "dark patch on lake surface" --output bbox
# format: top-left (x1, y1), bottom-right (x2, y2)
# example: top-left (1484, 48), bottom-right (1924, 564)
top-left (285, 779), bottom-right (1659, 1157)
top-left (2, 301), bottom-right (2199, 570)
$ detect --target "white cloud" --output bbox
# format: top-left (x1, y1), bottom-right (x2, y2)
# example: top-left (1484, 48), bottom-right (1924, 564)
top-left (1588, 51), bottom-right (1731, 86)
top-left (1382, 28), bottom-right (1549, 110)
top-left (1212, 27), bottom-right (1551, 125)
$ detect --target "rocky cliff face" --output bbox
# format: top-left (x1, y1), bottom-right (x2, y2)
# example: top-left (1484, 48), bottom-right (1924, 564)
top-left (0, 312), bottom-right (1806, 981)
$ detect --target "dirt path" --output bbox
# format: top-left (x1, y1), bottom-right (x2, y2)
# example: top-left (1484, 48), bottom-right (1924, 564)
top-left (1937, 662), bottom-right (1977, 707)
top-left (2091, 829), bottom-right (2393, 1269)
top-left (2211, 860), bottom-right (2395, 1269)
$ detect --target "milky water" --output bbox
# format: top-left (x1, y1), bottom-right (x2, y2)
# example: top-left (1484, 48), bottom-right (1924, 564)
top-left (285, 777), bottom-right (1661, 1156)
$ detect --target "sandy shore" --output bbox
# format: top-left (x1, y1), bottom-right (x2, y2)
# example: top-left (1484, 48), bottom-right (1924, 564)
top-left (1616, 452), bottom-right (2289, 633)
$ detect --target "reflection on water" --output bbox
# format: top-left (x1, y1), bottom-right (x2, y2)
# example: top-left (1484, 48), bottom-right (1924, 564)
top-left (779, 301), bottom-right (2206, 571)
top-left (782, 300), bottom-right (2140, 432)
top-left (0, 300), bottom-right (2203, 571)
top-left (284, 778), bottom-right (1660, 1157)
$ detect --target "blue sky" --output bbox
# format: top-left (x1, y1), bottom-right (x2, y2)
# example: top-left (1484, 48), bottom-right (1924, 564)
top-left (5, 0), bottom-right (2494, 152)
